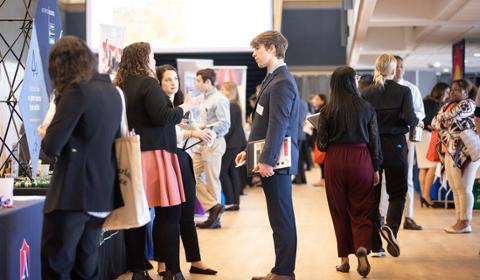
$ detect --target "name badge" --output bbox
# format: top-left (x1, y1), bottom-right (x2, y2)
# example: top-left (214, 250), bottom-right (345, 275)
top-left (256, 104), bottom-right (264, 116)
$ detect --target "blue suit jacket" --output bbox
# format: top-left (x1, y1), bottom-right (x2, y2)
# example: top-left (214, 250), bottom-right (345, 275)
top-left (249, 65), bottom-right (300, 175)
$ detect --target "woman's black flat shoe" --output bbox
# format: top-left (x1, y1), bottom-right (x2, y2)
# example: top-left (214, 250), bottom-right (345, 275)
top-left (336, 262), bottom-right (350, 273)
top-left (356, 247), bottom-right (371, 278)
top-left (190, 266), bottom-right (218, 275)
top-left (132, 270), bottom-right (153, 280)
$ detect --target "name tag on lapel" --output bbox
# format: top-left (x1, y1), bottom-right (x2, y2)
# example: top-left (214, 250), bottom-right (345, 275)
top-left (256, 104), bottom-right (264, 116)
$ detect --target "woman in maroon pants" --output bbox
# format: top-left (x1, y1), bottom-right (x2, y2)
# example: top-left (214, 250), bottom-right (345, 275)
top-left (317, 66), bottom-right (382, 278)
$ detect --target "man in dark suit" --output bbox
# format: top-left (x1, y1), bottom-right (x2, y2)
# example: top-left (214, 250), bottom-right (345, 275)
top-left (236, 30), bottom-right (299, 280)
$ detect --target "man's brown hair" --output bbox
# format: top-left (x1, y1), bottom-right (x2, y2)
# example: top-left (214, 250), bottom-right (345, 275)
top-left (250, 30), bottom-right (288, 59)
top-left (196, 68), bottom-right (216, 85)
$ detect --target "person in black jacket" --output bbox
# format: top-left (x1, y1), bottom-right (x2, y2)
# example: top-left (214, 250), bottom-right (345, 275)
top-left (115, 42), bottom-right (202, 280)
top-left (39, 36), bottom-right (123, 280)
top-left (317, 66), bottom-right (381, 277)
top-left (363, 53), bottom-right (419, 259)
top-left (155, 64), bottom-right (217, 276)
top-left (220, 81), bottom-right (247, 210)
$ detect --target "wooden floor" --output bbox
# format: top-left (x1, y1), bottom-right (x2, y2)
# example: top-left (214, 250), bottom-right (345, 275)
top-left (118, 167), bottom-right (480, 280)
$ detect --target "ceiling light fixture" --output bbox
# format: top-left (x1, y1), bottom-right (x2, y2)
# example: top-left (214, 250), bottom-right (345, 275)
top-left (474, 53), bottom-right (480, 57)
top-left (432, 62), bottom-right (441, 68)
top-left (443, 68), bottom-right (449, 73)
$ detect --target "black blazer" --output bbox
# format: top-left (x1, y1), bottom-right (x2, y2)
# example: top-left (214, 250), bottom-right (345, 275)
top-left (363, 80), bottom-right (418, 136)
top-left (121, 76), bottom-right (184, 153)
top-left (42, 74), bottom-right (123, 213)
top-left (249, 65), bottom-right (300, 175)
top-left (224, 102), bottom-right (247, 150)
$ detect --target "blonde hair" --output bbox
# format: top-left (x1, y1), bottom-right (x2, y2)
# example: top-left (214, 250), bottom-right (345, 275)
top-left (221, 81), bottom-right (239, 103)
top-left (373, 54), bottom-right (397, 87)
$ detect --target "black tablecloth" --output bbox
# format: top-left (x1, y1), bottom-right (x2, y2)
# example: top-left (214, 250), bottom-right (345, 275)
top-left (0, 199), bottom-right (44, 280)
top-left (0, 198), bottom-right (127, 280)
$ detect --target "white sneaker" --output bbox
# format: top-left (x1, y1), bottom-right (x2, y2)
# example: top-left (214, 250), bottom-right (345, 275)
top-left (444, 225), bottom-right (472, 233)
top-left (371, 250), bottom-right (386, 258)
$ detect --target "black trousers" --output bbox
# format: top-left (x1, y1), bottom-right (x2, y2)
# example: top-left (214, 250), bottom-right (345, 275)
top-left (41, 211), bottom-right (104, 280)
top-left (371, 135), bottom-right (408, 251)
top-left (220, 147), bottom-right (242, 205)
top-left (261, 174), bottom-right (297, 276)
top-left (293, 140), bottom-right (307, 183)
top-left (156, 148), bottom-right (201, 263)
top-left (125, 205), bottom-right (182, 274)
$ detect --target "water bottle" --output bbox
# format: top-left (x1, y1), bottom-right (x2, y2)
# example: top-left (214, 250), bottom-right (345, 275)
top-left (10, 143), bottom-right (19, 178)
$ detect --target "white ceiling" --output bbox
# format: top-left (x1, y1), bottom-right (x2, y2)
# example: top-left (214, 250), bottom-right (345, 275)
top-left (349, 0), bottom-right (480, 71)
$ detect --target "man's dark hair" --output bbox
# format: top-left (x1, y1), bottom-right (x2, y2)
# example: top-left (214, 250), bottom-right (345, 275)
top-left (196, 68), bottom-right (216, 85)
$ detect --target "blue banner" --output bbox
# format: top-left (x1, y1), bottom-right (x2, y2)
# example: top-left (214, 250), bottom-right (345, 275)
top-left (18, 24), bottom-right (50, 178)
top-left (34, 0), bottom-right (63, 96)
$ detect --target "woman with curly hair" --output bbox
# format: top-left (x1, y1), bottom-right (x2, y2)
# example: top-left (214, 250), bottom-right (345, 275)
top-left (116, 42), bottom-right (202, 280)
top-left (40, 36), bottom-right (123, 279)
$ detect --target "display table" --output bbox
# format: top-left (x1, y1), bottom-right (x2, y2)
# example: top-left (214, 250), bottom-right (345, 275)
top-left (0, 197), bottom-right (127, 280)
top-left (0, 198), bottom-right (44, 280)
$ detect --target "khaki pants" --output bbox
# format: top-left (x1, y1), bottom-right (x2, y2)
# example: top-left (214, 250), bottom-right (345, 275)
top-left (444, 155), bottom-right (480, 221)
top-left (193, 138), bottom-right (226, 211)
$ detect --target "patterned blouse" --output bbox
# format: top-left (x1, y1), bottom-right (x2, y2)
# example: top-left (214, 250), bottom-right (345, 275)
top-left (431, 99), bottom-right (475, 168)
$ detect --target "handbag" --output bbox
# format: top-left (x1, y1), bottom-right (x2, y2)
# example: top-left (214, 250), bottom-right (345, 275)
top-left (313, 143), bottom-right (326, 165)
top-left (103, 87), bottom-right (150, 231)
top-left (426, 130), bottom-right (441, 162)
top-left (459, 129), bottom-right (480, 162)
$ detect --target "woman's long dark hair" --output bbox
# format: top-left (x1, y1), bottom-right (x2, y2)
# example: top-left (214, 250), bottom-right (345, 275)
top-left (322, 66), bottom-right (365, 128)
top-left (156, 64), bottom-right (184, 106)
top-left (426, 82), bottom-right (449, 102)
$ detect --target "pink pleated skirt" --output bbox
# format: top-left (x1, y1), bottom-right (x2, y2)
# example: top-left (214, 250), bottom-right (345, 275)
top-left (141, 150), bottom-right (185, 208)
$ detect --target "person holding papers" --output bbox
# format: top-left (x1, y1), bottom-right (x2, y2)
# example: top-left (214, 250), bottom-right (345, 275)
top-left (235, 30), bottom-right (299, 280)
top-left (316, 66), bottom-right (382, 277)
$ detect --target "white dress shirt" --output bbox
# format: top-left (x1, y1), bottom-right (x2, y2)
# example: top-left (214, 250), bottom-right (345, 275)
top-left (397, 78), bottom-right (425, 121)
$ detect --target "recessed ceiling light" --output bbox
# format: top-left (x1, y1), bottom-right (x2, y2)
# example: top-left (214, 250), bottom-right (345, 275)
top-left (433, 62), bottom-right (441, 68)
top-left (443, 68), bottom-right (449, 73)
top-left (474, 53), bottom-right (480, 57)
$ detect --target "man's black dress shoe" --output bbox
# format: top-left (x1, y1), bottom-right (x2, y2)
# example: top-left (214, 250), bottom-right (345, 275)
top-left (190, 266), bottom-right (218, 275)
top-left (197, 217), bottom-right (221, 229)
top-left (403, 217), bottom-right (423, 230)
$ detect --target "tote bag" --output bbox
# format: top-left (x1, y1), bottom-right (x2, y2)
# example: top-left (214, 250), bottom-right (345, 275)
top-left (459, 129), bottom-right (480, 162)
top-left (426, 130), bottom-right (441, 162)
top-left (103, 88), bottom-right (150, 230)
